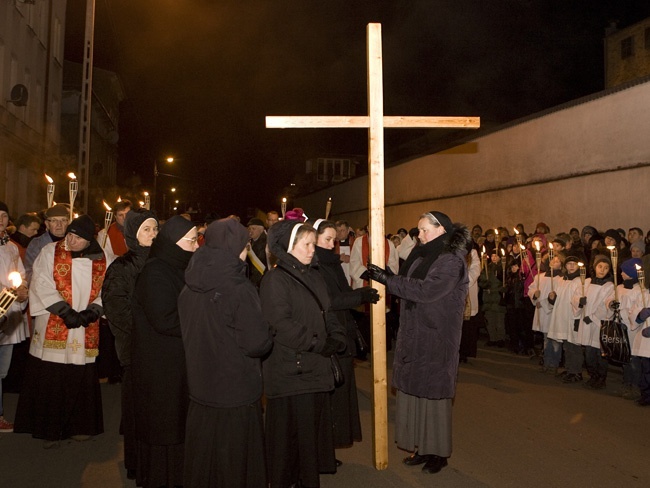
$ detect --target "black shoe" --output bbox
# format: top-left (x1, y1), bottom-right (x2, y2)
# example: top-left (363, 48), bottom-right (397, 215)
top-left (126, 469), bottom-right (136, 480)
top-left (335, 459), bottom-right (343, 467)
top-left (422, 455), bottom-right (448, 474)
top-left (403, 452), bottom-right (429, 466)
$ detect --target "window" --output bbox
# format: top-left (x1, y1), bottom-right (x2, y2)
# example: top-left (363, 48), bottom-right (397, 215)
top-left (621, 36), bottom-right (634, 59)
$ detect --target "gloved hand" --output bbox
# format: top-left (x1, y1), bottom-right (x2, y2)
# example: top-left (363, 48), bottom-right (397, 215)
top-left (366, 264), bottom-right (393, 286)
top-left (637, 307), bottom-right (650, 323)
top-left (533, 290), bottom-right (540, 300)
top-left (642, 327), bottom-right (650, 338)
top-left (60, 308), bottom-right (84, 329)
top-left (358, 286), bottom-right (380, 304)
top-left (319, 336), bottom-right (346, 357)
top-left (548, 292), bottom-right (557, 305)
top-left (578, 296), bottom-right (587, 308)
top-left (79, 307), bottom-right (102, 327)
top-left (609, 300), bottom-right (620, 311)
top-left (583, 316), bottom-right (592, 325)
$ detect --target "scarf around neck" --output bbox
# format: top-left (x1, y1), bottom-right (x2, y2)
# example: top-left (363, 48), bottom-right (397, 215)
top-left (399, 234), bottom-right (447, 281)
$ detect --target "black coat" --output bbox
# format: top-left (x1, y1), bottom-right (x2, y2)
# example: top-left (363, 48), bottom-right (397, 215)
top-left (131, 234), bottom-right (192, 445)
top-left (314, 246), bottom-right (363, 357)
top-left (178, 246), bottom-right (272, 408)
top-left (387, 226), bottom-right (470, 399)
top-left (101, 249), bottom-right (147, 366)
top-left (260, 222), bottom-right (347, 399)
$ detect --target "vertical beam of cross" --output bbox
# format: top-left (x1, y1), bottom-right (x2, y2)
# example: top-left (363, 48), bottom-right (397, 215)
top-left (266, 23), bottom-right (479, 469)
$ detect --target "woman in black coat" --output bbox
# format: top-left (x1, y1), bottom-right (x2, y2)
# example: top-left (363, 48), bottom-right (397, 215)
top-left (260, 219), bottom-right (347, 488)
top-left (131, 216), bottom-right (199, 488)
top-left (101, 209), bottom-right (158, 480)
top-left (367, 211), bottom-right (470, 475)
top-left (313, 219), bottom-right (379, 450)
top-left (178, 218), bottom-right (272, 488)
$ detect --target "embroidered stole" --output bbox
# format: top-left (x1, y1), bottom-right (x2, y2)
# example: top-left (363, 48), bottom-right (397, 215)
top-left (43, 240), bottom-right (106, 357)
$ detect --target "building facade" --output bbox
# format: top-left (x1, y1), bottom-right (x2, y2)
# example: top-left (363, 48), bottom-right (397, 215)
top-left (0, 0), bottom-right (67, 214)
top-left (605, 17), bottom-right (650, 88)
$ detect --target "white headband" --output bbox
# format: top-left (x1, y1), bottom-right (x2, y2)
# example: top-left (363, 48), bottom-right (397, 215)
top-left (312, 219), bottom-right (325, 231)
top-left (288, 223), bottom-right (304, 251)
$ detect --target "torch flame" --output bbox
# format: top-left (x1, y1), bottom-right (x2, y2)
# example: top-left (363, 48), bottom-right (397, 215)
top-left (501, 248), bottom-right (505, 256)
top-left (328, 197), bottom-right (331, 202)
top-left (103, 200), bottom-right (112, 211)
top-left (578, 262), bottom-right (584, 267)
top-left (117, 196), bottom-right (122, 202)
top-left (514, 228), bottom-right (519, 235)
top-left (606, 245), bottom-right (616, 250)
top-left (482, 245), bottom-right (486, 253)
top-left (520, 244), bottom-right (526, 251)
top-left (67, 172), bottom-right (77, 180)
top-left (549, 242), bottom-right (553, 249)
top-left (495, 229), bottom-right (499, 235)
top-left (143, 191), bottom-right (149, 196)
top-left (282, 197), bottom-right (287, 203)
top-left (635, 264), bottom-right (642, 271)
top-left (8, 272), bottom-right (22, 288)
top-left (534, 241), bottom-right (541, 251)
top-left (45, 174), bottom-right (53, 184)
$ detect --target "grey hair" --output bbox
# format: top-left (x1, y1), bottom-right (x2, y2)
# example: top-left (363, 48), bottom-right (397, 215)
top-left (420, 212), bottom-right (442, 228)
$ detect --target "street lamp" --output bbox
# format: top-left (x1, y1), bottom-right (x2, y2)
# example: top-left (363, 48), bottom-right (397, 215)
top-left (153, 156), bottom-right (174, 214)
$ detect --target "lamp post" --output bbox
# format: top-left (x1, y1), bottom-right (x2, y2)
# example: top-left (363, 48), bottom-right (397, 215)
top-left (154, 156), bottom-right (174, 214)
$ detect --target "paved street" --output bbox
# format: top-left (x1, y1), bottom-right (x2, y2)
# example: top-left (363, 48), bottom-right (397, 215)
top-left (1, 343), bottom-right (649, 487)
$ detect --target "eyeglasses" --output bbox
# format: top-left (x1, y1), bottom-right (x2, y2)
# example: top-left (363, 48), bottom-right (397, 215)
top-left (181, 236), bottom-right (199, 244)
top-left (47, 218), bottom-right (69, 225)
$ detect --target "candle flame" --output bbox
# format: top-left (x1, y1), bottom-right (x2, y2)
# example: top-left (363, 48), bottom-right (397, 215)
top-left (103, 200), bottom-right (112, 211)
top-left (534, 241), bottom-right (540, 251)
top-left (8, 272), bottom-right (22, 288)
top-left (45, 174), bottom-right (53, 184)
top-left (282, 197), bottom-right (287, 203)
top-left (139, 201), bottom-right (145, 206)
top-left (67, 172), bottom-right (77, 180)
top-left (514, 228), bottom-right (519, 235)
top-left (500, 248), bottom-right (505, 256)
top-left (578, 262), bottom-right (584, 267)
top-left (73, 213), bottom-right (79, 219)
top-left (117, 196), bottom-right (122, 202)
top-left (635, 264), bottom-right (642, 271)
top-left (549, 242), bottom-right (553, 249)
top-left (494, 229), bottom-right (498, 235)
top-left (606, 245), bottom-right (615, 250)
top-left (143, 191), bottom-right (149, 196)
top-left (520, 244), bottom-right (526, 250)
top-left (328, 197), bottom-right (332, 202)
top-left (482, 245), bottom-right (486, 253)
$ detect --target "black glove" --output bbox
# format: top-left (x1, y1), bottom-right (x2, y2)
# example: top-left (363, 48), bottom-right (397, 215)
top-left (79, 307), bottom-right (102, 327)
top-left (637, 307), bottom-right (650, 323)
top-left (358, 286), bottom-right (380, 304)
top-left (609, 300), bottom-right (620, 311)
top-left (583, 316), bottom-right (592, 325)
top-left (366, 264), bottom-right (393, 286)
top-left (578, 296), bottom-right (587, 308)
top-left (319, 336), bottom-right (346, 357)
top-left (60, 308), bottom-right (84, 329)
top-left (642, 327), bottom-right (650, 338)
top-left (548, 293), bottom-right (556, 306)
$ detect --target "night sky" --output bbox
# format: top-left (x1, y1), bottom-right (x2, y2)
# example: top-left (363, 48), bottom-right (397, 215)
top-left (64, 0), bottom-right (650, 218)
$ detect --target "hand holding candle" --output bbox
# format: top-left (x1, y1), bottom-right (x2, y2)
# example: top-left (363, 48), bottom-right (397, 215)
top-left (0, 272), bottom-right (23, 319)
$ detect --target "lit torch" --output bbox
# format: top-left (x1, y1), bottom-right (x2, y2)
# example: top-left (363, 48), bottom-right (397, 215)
top-left (578, 261), bottom-right (586, 321)
top-left (325, 197), bottom-right (332, 220)
top-left (636, 264), bottom-right (647, 310)
top-left (500, 248), bottom-right (506, 286)
top-left (144, 191), bottom-right (151, 210)
top-left (102, 201), bottom-right (113, 249)
top-left (45, 174), bottom-right (55, 208)
top-left (281, 197), bottom-right (287, 219)
top-left (0, 272), bottom-right (23, 319)
top-left (607, 245), bottom-right (619, 301)
top-left (68, 172), bottom-right (78, 221)
top-left (548, 242), bottom-right (555, 292)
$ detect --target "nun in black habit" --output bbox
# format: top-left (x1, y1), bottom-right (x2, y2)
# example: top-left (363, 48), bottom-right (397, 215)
top-left (131, 216), bottom-right (198, 488)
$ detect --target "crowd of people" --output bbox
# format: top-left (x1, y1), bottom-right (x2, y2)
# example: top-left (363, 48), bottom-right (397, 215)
top-left (1, 198), bottom-right (649, 487)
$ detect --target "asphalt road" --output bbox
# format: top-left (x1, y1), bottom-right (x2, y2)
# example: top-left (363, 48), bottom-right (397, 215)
top-left (1, 343), bottom-right (648, 487)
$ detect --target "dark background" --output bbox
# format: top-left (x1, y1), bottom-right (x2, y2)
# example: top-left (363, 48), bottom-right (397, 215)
top-left (64, 0), bottom-right (650, 218)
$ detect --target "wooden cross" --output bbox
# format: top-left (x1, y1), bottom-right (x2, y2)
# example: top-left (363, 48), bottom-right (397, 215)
top-left (266, 23), bottom-right (479, 469)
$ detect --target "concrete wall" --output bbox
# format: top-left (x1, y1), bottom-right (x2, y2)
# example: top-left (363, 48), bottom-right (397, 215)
top-left (296, 79), bottom-right (650, 236)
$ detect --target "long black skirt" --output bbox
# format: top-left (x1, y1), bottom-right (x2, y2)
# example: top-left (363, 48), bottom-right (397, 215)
top-left (266, 392), bottom-right (337, 488)
top-left (13, 355), bottom-right (103, 441)
top-left (136, 440), bottom-right (184, 488)
top-left (120, 366), bottom-right (137, 472)
top-left (184, 399), bottom-right (266, 488)
top-left (331, 356), bottom-right (362, 447)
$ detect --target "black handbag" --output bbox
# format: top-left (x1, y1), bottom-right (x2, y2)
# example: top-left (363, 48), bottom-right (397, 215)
top-left (277, 267), bottom-right (345, 386)
top-left (600, 310), bottom-right (631, 365)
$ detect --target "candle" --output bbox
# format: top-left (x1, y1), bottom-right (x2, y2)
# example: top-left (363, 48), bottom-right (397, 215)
top-left (281, 198), bottom-right (287, 219)
top-left (144, 192), bottom-right (151, 210)
top-left (482, 245), bottom-right (488, 279)
top-left (325, 197), bottom-right (332, 220)
top-left (0, 272), bottom-right (23, 320)
top-left (102, 201), bottom-right (113, 249)
top-left (548, 243), bottom-right (555, 292)
top-left (500, 248), bottom-right (506, 286)
top-left (534, 240), bottom-right (542, 288)
top-left (45, 174), bottom-right (55, 208)
top-left (607, 245), bottom-right (619, 301)
top-left (68, 172), bottom-right (78, 221)
top-left (635, 264), bottom-right (647, 309)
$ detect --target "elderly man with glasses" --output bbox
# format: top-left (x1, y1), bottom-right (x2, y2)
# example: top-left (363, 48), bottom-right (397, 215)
top-left (24, 204), bottom-right (70, 282)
